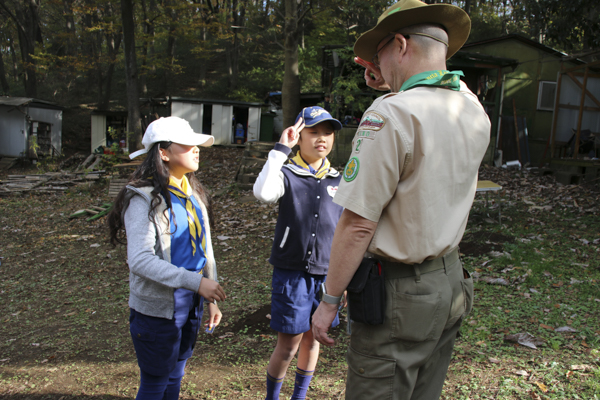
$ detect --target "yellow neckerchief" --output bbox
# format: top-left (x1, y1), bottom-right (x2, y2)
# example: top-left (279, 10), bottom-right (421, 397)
top-left (289, 152), bottom-right (331, 179)
top-left (167, 176), bottom-right (206, 257)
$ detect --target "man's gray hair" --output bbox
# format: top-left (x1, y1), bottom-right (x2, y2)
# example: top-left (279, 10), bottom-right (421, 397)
top-left (398, 24), bottom-right (449, 55)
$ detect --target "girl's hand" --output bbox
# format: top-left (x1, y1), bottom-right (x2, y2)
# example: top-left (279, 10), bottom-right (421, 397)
top-left (341, 291), bottom-right (348, 308)
top-left (279, 118), bottom-right (305, 148)
top-left (354, 57), bottom-right (391, 91)
top-left (198, 278), bottom-right (226, 303)
top-left (205, 302), bottom-right (222, 332)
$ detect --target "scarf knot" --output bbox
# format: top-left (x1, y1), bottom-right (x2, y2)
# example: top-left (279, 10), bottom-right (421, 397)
top-left (167, 176), bottom-right (206, 257)
top-left (289, 152), bottom-right (331, 178)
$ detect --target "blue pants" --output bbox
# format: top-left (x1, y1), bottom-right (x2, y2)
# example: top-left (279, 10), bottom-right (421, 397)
top-left (130, 289), bottom-right (204, 400)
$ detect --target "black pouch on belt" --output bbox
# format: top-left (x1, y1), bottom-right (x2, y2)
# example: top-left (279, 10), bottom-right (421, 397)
top-left (346, 258), bottom-right (385, 325)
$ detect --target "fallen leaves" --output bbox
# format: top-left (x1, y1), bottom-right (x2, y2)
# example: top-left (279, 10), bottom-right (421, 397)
top-left (504, 332), bottom-right (546, 349)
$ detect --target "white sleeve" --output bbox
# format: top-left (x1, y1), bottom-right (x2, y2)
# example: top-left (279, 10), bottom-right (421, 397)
top-left (253, 148), bottom-right (288, 203)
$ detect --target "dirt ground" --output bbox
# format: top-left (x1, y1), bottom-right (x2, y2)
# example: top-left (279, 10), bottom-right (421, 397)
top-left (1, 146), bottom-right (598, 399)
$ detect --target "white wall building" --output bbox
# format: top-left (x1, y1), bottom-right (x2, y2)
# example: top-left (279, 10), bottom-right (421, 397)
top-left (0, 97), bottom-right (63, 159)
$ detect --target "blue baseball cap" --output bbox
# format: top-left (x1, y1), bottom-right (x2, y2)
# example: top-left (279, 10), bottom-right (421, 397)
top-left (295, 106), bottom-right (342, 130)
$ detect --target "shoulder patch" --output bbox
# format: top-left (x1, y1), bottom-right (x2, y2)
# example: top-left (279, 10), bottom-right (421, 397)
top-left (354, 138), bottom-right (363, 153)
top-left (343, 157), bottom-right (360, 182)
top-left (358, 112), bottom-right (385, 131)
top-left (356, 130), bottom-right (377, 140)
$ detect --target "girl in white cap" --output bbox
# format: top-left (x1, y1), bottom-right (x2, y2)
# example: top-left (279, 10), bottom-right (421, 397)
top-left (108, 116), bottom-right (226, 400)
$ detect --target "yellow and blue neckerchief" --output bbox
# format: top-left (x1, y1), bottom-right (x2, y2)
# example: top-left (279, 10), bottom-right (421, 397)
top-left (289, 152), bottom-right (331, 179)
top-left (167, 176), bottom-right (206, 257)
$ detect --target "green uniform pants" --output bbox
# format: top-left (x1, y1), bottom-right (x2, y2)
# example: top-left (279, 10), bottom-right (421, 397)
top-left (345, 254), bottom-right (473, 400)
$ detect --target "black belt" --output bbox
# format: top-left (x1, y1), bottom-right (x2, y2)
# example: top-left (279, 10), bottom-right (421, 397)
top-left (379, 248), bottom-right (459, 280)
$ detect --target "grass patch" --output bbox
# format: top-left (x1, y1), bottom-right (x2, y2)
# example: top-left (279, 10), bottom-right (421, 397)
top-left (1, 151), bottom-right (599, 399)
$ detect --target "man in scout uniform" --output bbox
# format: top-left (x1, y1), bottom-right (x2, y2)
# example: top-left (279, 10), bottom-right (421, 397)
top-left (311, 1), bottom-right (490, 399)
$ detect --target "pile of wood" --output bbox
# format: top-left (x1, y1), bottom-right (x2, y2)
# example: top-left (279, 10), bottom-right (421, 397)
top-left (69, 203), bottom-right (113, 221)
top-left (0, 171), bottom-right (105, 195)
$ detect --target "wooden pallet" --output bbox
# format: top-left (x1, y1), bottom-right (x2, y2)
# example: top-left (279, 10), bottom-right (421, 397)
top-left (0, 171), bottom-right (104, 194)
top-left (235, 142), bottom-right (273, 190)
top-left (108, 178), bottom-right (129, 198)
top-left (0, 157), bottom-right (18, 170)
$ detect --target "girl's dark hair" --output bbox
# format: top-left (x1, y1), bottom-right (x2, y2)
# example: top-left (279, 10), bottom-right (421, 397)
top-left (107, 142), bottom-right (213, 246)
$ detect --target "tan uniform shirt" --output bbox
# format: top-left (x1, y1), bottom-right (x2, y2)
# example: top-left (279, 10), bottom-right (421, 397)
top-left (334, 82), bottom-right (490, 264)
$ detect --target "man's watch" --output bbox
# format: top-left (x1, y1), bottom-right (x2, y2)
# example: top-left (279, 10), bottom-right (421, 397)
top-left (319, 282), bottom-right (343, 305)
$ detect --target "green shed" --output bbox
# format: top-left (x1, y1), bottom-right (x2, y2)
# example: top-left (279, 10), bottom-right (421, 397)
top-left (462, 35), bottom-right (583, 166)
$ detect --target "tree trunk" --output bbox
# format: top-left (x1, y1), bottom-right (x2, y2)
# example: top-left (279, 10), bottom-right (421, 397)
top-left (282, 0), bottom-right (301, 128)
top-left (162, 0), bottom-right (177, 94)
top-left (227, 0), bottom-right (241, 91)
top-left (62, 0), bottom-right (76, 56)
top-left (0, 45), bottom-right (9, 92)
top-left (9, 38), bottom-right (19, 82)
top-left (121, 0), bottom-right (143, 150)
top-left (99, 31), bottom-right (122, 110)
top-left (1, 0), bottom-right (42, 96)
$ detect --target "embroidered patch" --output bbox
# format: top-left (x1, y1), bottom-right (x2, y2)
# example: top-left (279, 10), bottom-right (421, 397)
top-left (310, 108), bottom-right (327, 118)
top-left (343, 157), bottom-right (360, 182)
top-left (354, 138), bottom-right (363, 153)
top-left (356, 130), bottom-right (377, 140)
top-left (358, 112), bottom-right (385, 132)
top-left (327, 185), bottom-right (338, 198)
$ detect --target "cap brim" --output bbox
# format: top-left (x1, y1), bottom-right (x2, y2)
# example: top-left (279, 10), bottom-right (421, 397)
top-left (304, 118), bottom-right (343, 131)
top-left (129, 149), bottom-right (148, 159)
top-left (354, 4), bottom-right (470, 60)
top-left (175, 133), bottom-right (215, 148)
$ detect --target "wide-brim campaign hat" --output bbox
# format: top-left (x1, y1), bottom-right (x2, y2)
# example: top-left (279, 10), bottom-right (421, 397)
top-left (295, 106), bottom-right (343, 131)
top-left (130, 116), bottom-right (214, 159)
top-left (354, 0), bottom-right (470, 61)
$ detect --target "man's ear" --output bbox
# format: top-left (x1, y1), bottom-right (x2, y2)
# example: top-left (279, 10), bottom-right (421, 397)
top-left (395, 33), bottom-right (409, 59)
top-left (159, 148), bottom-right (170, 162)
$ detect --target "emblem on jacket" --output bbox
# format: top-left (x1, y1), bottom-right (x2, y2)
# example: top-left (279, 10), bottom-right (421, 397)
top-left (327, 186), bottom-right (338, 197)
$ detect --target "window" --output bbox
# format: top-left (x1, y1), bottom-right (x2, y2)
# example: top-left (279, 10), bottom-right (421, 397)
top-left (537, 81), bottom-right (557, 111)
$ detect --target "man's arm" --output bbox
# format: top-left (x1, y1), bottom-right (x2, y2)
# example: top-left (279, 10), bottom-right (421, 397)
top-left (312, 208), bottom-right (378, 346)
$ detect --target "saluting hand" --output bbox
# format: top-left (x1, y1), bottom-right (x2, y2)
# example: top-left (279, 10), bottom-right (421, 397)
top-left (279, 118), bottom-right (305, 149)
top-left (354, 57), bottom-right (391, 92)
top-left (198, 278), bottom-right (226, 303)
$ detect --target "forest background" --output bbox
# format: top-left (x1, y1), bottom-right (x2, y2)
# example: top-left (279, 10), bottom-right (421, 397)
top-left (0, 0), bottom-right (599, 149)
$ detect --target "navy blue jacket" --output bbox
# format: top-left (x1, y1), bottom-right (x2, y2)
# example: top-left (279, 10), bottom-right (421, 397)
top-left (253, 144), bottom-right (343, 275)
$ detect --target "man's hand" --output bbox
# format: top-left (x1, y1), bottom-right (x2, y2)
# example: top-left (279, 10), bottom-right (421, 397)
top-left (198, 278), bottom-right (226, 303)
top-left (279, 118), bottom-right (305, 148)
top-left (312, 301), bottom-right (339, 347)
top-left (354, 57), bottom-right (391, 91)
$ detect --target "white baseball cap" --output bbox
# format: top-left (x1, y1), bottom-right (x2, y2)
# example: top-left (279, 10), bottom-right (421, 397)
top-left (129, 116), bottom-right (214, 159)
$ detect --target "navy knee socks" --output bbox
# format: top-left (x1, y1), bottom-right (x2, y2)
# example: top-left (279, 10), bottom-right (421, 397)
top-left (266, 371), bottom-right (285, 400)
top-left (291, 367), bottom-right (314, 400)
